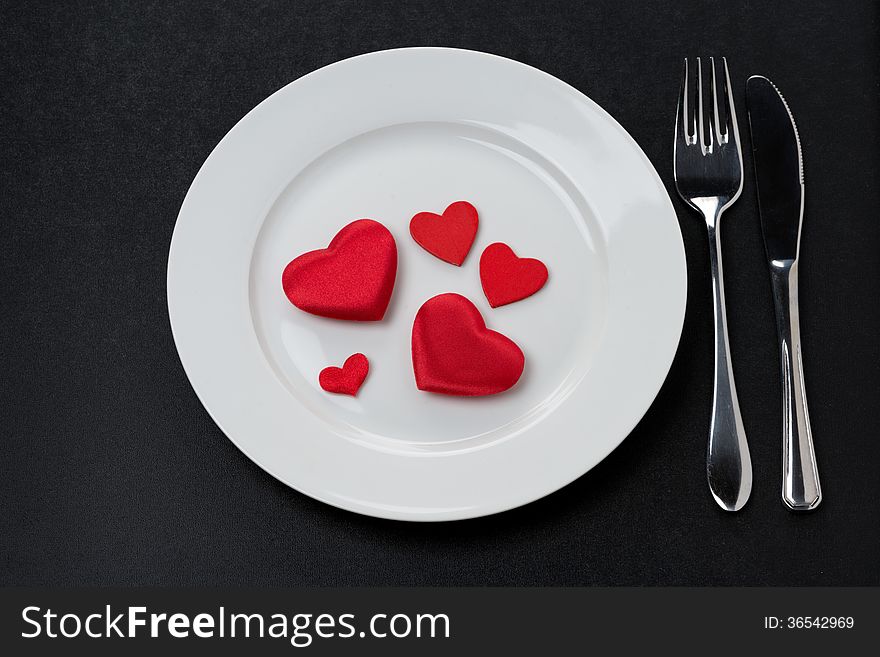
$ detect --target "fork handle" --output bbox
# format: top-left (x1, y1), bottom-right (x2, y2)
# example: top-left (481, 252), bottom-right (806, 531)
top-left (705, 218), bottom-right (752, 511)
top-left (769, 259), bottom-right (822, 511)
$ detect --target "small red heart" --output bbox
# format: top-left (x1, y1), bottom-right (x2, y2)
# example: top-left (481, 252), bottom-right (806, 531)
top-left (319, 353), bottom-right (370, 396)
top-left (412, 293), bottom-right (524, 396)
top-left (409, 201), bottom-right (479, 266)
top-left (282, 219), bottom-right (397, 321)
top-left (479, 242), bottom-right (549, 308)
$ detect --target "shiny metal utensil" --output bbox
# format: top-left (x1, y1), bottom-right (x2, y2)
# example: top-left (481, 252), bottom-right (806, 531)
top-left (674, 57), bottom-right (752, 511)
top-left (746, 75), bottom-right (822, 512)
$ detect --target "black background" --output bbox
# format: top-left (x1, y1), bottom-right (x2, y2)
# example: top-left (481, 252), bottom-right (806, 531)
top-left (2, 1), bottom-right (878, 586)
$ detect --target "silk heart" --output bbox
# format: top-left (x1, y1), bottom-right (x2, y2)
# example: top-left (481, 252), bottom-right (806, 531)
top-left (479, 242), bottom-right (549, 308)
top-left (412, 293), bottom-right (524, 396)
top-left (282, 219), bottom-right (397, 321)
top-left (319, 353), bottom-right (369, 396)
top-left (409, 200), bottom-right (479, 266)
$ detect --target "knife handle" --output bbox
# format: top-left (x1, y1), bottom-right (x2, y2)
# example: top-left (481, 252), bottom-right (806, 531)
top-left (769, 259), bottom-right (822, 511)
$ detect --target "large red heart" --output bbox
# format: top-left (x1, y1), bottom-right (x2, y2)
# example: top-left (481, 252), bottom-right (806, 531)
top-left (409, 201), bottom-right (479, 266)
top-left (319, 353), bottom-right (369, 396)
top-left (412, 293), bottom-right (524, 396)
top-left (282, 219), bottom-right (397, 321)
top-left (479, 242), bottom-right (549, 308)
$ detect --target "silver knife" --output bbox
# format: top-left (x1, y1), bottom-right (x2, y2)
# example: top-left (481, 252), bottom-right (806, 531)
top-left (746, 76), bottom-right (822, 511)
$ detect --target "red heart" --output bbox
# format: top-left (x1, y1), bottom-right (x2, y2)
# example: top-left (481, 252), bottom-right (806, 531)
top-left (409, 201), bottom-right (479, 266)
top-left (319, 353), bottom-right (369, 396)
top-left (412, 293), bottom-right (524, 396)
top-left (479, 242), bottom-right (549, 308)
top-left (282, 219), bottom-right (397, 321)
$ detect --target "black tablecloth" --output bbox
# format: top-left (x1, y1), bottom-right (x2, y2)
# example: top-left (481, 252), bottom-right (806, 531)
top-left (2, 0), bottom-right (878, 586)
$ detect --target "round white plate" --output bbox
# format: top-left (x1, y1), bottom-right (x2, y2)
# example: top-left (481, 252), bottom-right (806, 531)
top-left (168, 48), bottom-right (686, 521)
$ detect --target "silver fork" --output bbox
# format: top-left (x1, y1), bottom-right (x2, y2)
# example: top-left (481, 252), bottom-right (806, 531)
top-left (674, 57), bottom-right (752, 512)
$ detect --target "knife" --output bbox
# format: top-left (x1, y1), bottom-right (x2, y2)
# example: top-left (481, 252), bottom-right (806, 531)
top-left (746, 76), bottom-right (822, 511)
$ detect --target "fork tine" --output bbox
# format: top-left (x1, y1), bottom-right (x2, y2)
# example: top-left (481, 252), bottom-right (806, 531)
top-left (696, 58), bottom-right (705, 152)
top-left (710, 57), bottom-right (726, 144)
top-left (697, 57), bottom-right (713, 154)
top-left (721, 57), bottom-right (740, 148)
top-left (676, 58), bottom-right (692, 146)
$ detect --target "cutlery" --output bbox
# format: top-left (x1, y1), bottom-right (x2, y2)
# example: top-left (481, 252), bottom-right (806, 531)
top-left (746, 76), bottom-right (822, 511)
top-left (674, 57), bottom-right (753, 512)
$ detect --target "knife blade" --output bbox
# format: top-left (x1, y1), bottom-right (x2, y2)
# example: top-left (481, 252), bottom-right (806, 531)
top-left (746, 76), bottom-right (822, 511)
top-left (746, 75), bottom-right (804, 263)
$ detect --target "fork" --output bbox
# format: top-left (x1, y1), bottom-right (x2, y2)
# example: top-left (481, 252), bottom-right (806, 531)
top-left (674, 57), bottom-right (752, 512)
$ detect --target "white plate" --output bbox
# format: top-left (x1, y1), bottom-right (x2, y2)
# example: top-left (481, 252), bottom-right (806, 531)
top-left (168, 48), bottom-right (686, 521)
